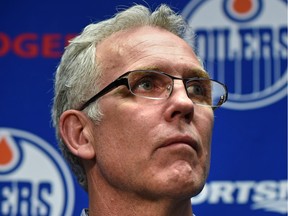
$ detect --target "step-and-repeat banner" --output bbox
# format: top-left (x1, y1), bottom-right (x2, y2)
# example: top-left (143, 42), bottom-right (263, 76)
top-left (1, 0), bottom-right (287, 215)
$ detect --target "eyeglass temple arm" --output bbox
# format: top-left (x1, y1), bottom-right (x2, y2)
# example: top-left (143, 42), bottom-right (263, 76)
top-left (79, 78), bottom-right (129, 110)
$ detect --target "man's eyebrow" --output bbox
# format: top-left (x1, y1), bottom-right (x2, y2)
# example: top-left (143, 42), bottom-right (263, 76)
top-left (134, 66), bottom-right (210, 78)
top-left (184, 69), bottom-right (210, 79)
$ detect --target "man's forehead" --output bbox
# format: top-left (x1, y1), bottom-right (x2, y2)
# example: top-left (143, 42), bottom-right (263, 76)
top-left (105, 27), bottom-right (197, 61)
top-left (103, 26), bottom-right (187, 49)
top-left (96, 26), bottom-right (203, 79)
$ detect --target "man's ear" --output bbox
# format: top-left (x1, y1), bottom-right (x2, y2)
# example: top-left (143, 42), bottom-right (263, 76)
top-left (59, 110), bottom-right (95, 160)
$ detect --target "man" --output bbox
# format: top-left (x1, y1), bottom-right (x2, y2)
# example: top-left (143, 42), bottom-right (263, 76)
top-left (52, 4), bottom-right (228, 216)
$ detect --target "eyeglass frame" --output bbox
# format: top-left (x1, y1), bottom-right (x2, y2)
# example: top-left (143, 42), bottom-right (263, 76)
top-left (78, 70), bottom-right (228, 111)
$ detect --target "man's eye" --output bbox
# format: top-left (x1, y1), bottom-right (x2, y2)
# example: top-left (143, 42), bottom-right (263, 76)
top-left (133, 78), bottom-right (155, 92)
top-left (138, 79), bottom-right (154, 90)
top-left (187, 84), bottom-right (205, 96)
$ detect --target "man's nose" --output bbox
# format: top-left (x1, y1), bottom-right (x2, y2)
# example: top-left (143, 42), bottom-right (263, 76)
top-left (164, 80), bottom-right (194, 123)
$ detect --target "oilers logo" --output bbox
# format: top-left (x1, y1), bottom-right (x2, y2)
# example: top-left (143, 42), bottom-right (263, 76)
top-left (0, 128), bottom-right (75, 215)
top-left (182, 0), bottom-right (287, 110)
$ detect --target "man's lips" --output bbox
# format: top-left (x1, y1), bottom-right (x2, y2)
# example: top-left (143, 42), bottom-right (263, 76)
top-left (159, 135), bottom-right (199, 153)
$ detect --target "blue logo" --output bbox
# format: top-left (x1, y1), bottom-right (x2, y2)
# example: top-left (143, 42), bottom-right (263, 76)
top-left (182, 0), bottom-right (287, 110)
top-left (0, 128), bottom-right (75, 216)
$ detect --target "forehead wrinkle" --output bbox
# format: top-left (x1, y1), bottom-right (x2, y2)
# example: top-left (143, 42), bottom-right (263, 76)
top-left (131, 39), bottom-right (191, 56)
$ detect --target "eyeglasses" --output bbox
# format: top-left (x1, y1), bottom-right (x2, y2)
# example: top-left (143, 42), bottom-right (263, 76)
top-left (78, 70), bottom-right (228, 110)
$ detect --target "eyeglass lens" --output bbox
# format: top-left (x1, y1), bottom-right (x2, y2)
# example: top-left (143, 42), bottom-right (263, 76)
top-left (127, 71), bottom-right (172, 99)
top-left (126, 71), bottom-right (226, 108)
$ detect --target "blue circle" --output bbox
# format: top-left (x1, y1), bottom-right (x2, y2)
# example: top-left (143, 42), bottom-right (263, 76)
top-left (0, 129), bottom-right (74, 216)
top-left (223, 0), bottom-right (263, 23)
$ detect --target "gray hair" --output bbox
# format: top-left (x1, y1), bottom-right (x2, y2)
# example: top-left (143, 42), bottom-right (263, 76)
top-left (52, 4), bottom-right (194, 191)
